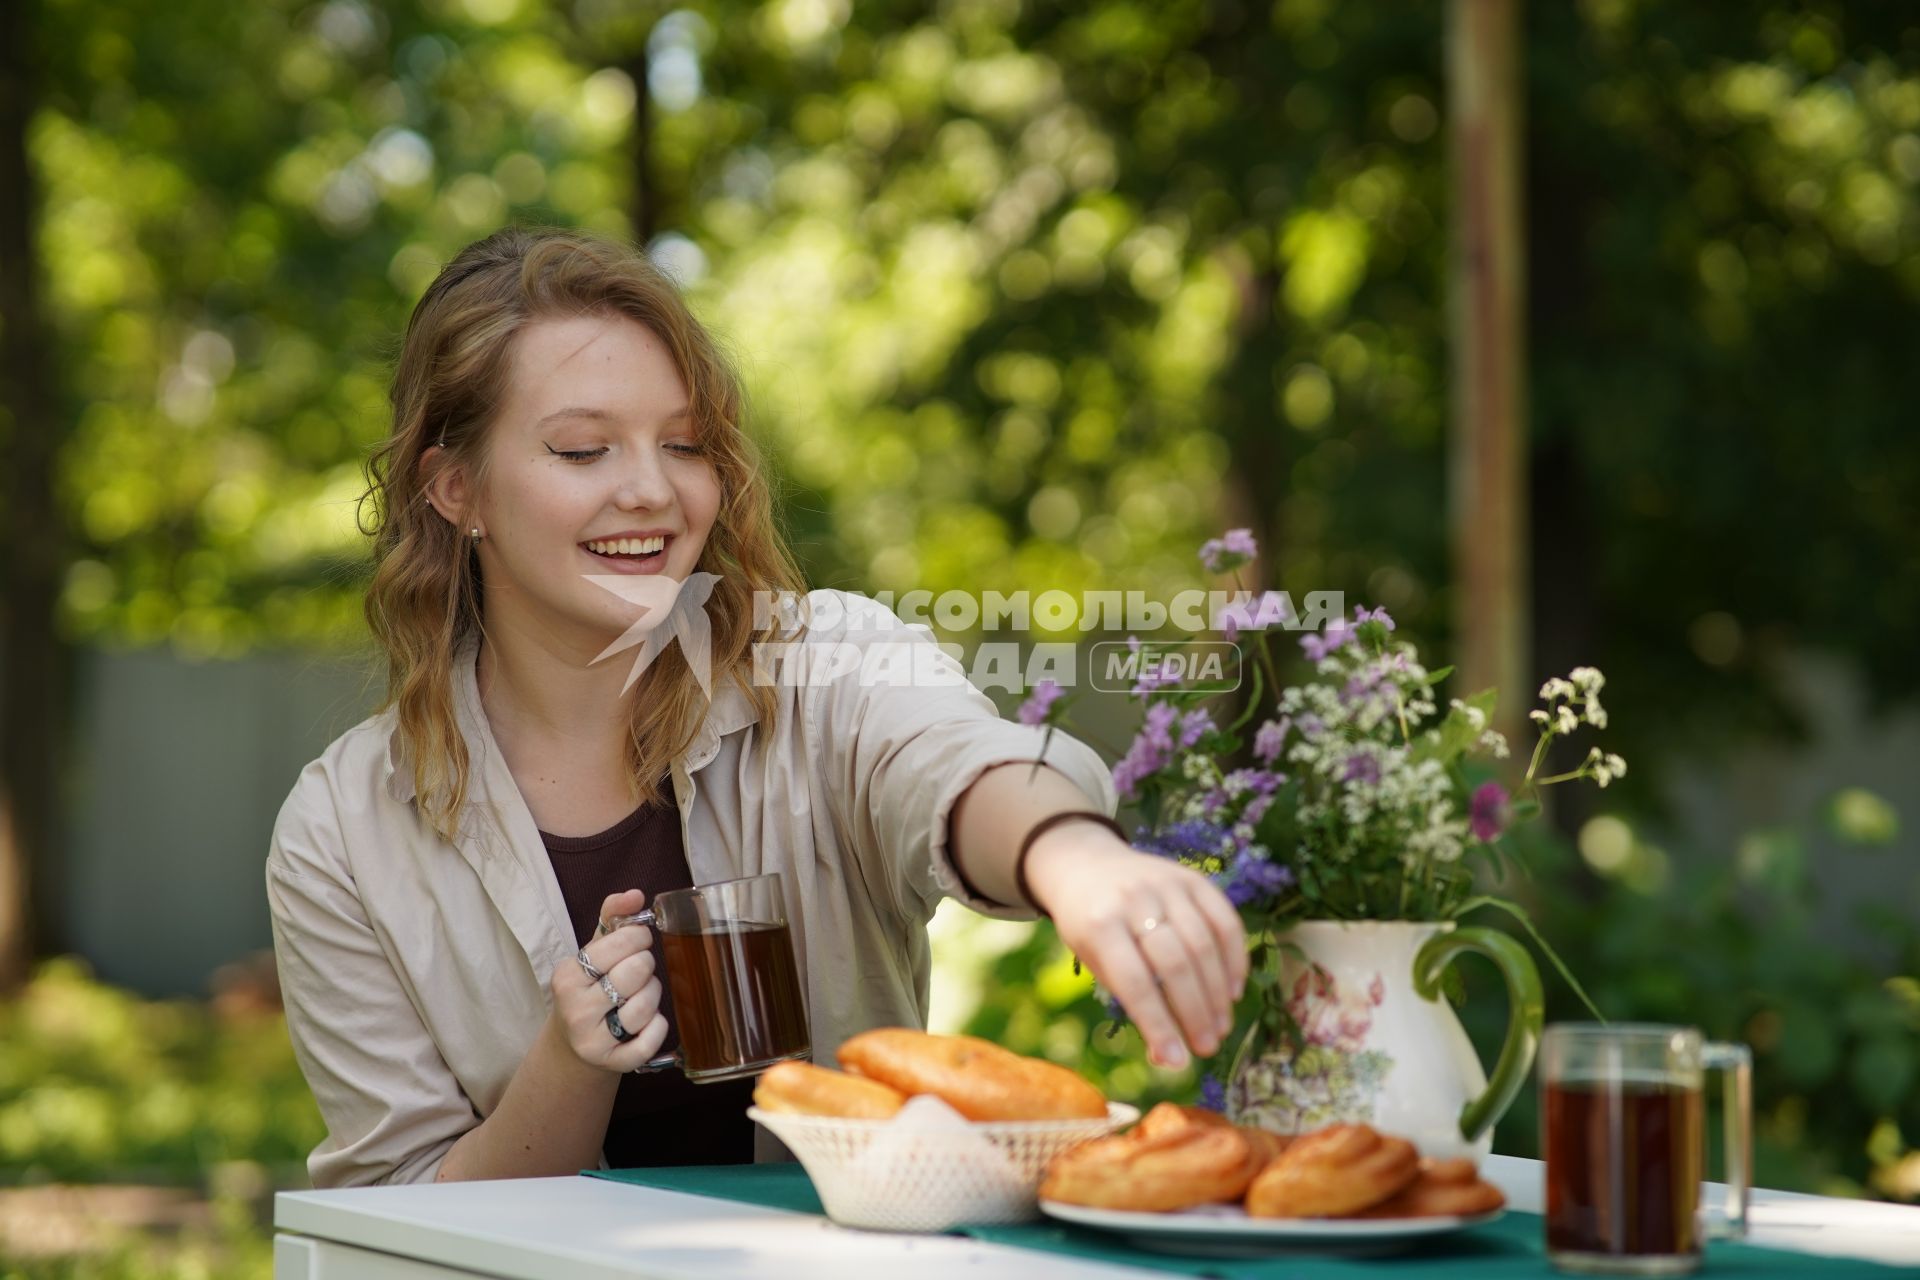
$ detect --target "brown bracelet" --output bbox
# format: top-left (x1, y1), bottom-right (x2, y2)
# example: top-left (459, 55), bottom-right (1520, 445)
top-left (1014, 811), bottom-right (1129, 920)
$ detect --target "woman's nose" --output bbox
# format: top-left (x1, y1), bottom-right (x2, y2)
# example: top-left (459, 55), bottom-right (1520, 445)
top-left (613, 450), bottom-right (674, 510)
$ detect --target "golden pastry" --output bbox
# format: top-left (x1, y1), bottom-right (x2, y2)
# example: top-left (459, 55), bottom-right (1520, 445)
top-left (1243, 1122), bottom-right (1420, 1218)
top-left (837, 1028), bottom-right (1108, 1121)
top-left (1041, 1103), bottom-right (1260, 1211)
top-left (752, 1060), bottom-right (906, 1119)
top-left (1355, 1157), bottom-right (1506, 1219)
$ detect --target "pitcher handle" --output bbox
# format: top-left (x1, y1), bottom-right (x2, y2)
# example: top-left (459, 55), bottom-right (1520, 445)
top-left (605, 908), bottom-right (680, 1074)
top-left (1413, 927), bottom-right (1544, 1144)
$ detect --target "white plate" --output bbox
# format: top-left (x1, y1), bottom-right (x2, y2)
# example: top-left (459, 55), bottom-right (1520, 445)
top-left (1038, 1199), bottom-right (1505, 1258)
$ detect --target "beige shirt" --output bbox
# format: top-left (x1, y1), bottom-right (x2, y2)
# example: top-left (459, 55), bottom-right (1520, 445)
top-left (266, 590), bottom-right (1115, 1188)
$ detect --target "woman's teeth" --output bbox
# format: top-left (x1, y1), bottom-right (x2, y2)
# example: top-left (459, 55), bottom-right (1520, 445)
top-left (584, 536), bottom-right (666, 556)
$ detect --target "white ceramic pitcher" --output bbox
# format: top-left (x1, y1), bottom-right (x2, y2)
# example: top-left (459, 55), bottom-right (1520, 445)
top-left (1225, 920), bottom-right (1544, 1163)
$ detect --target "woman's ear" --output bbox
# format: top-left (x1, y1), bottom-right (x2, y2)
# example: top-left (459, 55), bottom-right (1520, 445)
top-left (420, 444), bottom-right (475, 533)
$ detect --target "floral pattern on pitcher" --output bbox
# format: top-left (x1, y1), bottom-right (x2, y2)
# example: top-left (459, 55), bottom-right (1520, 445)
top-left (1229, 964), bottom-right (1395, 1133)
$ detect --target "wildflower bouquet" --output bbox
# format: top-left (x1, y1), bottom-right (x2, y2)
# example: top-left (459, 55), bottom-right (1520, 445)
top-left (1026, 528), bottom-right (1621, 1044)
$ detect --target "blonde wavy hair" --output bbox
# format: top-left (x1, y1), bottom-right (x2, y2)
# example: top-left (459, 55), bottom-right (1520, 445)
top-left (359, 226), bottom-right (807, 840)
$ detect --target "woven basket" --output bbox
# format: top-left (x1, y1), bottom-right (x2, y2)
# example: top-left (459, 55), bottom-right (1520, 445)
top-left (749, 1101), bottom-right (1138, 1232)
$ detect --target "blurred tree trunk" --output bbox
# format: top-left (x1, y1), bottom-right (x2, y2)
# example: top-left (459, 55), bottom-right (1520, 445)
top-left (1447, 0), bottom-right (1529, 747)
top-left (0, 0), bottom-right (65, 991)
top-left (1528, 71), bottom-right (1602, 845)
top-left (624, 43), bottom-right (655, 244)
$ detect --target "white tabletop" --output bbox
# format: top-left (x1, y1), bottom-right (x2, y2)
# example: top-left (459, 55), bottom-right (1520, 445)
top-left (273, 1154), bottom-right (1920, 1279)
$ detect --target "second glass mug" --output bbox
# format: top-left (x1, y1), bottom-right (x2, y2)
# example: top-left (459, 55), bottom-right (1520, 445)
top-left (607, 873), bottom-right (812, 1082)
top-left (1540, 1023), bottom-right (1752, 1276)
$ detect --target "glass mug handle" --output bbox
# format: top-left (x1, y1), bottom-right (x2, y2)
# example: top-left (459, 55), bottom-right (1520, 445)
top-left (606, 909), bottom-right (679, 1074)
top-left (1703, 1040), bottom-right (1753, 1239)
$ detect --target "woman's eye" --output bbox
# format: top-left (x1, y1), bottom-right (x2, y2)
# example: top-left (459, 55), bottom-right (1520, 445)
top-left (665, 441), bottom-right (705, 457)
top-left (545, 444), bottom-right (607, 462)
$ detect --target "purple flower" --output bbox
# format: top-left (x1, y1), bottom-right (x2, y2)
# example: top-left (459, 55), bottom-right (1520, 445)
top-left (1220, 851), bottom-right (1294, 906)
top-left (1341, 753), bottom-right (1382, 785)
top-left (1470, 780), bottom-right (1511, 842)
top-left (1353, 604), bottom-right (1396, 631)
top-left (1178, 708), bottom-right (1213, 748)
top-left (1214, 600), bottom-right (1245, 641)
top-left (1106, 994), bottom-right (1128, 1023)
top-left (1143, 701), bottom-right (1179, 748)
top-left (1199, 527), bottom-right (1259, 573)
top-left (1300, 620), bottom-right (1352, 662)
top-left (1198, 1073), bottom-right (1227, 1112)
top-left (1131, 664), bottom-right (1182, 697)
top-left (1253, 717), bottom-right (1290, 764)
top-left (1113, 704), bottom-right (1181, 799)
top-left (1225, 768), bottom-right (1283, 796)
top-left (1017, 679), bottom-right (1064, 726)
top-left (1135, 819), bottom-right (1236, 861)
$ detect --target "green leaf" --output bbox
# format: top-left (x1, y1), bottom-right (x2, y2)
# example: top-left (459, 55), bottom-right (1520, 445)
top-left (1414, 689), bottom-right (1498, 765)
top-left (1228, 659), bottom-right (1267, 733)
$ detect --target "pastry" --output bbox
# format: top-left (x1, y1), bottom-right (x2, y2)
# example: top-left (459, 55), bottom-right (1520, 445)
top-left (837, 1028), bottom-right (1108, 1121)
top-left (1040, 1103), bottom-right (1261, 1211)
top-left (752, 1061), bottom-right (906, 1119)
top-left (1355, 1157), bottom-right (1506, 1219)
top-left (1243, 1123), bottom-right (1420, 1218)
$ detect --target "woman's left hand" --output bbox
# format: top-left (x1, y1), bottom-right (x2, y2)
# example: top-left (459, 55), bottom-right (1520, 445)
top-left (1023, 820), bottom-right (1249, 1069)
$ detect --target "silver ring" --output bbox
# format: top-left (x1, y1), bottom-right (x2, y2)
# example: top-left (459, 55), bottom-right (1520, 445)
top-left (1137, 915), bottom-right (1161, 935)
top-left (575, 948), bottom-right (605, 982)
top-left (598, 974), bottom-right (623, 1007)
top-left (594, 917), bottom-right (612, 939)
top-left (606, 1009), bottom-right (634, 1043)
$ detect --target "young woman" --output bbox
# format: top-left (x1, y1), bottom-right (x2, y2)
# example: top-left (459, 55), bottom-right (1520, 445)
top-left (267, 227), bottom-right (1247, 1188)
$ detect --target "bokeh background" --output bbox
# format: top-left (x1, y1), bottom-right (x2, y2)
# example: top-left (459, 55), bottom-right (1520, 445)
top-left (1, 0), bottom-right (1917, 1275)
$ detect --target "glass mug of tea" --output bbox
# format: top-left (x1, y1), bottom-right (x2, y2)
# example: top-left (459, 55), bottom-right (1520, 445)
top-left (1541, 1023), bottom-right (1752, 1275)
top-left (606, 873), bottom-right (811, 1082)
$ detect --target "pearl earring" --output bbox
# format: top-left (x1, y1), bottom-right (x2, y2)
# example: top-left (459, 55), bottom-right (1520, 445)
top-left (469, 527), bottom-right (482, 542)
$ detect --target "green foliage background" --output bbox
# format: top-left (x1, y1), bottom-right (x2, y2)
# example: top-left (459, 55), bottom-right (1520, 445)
top-left (5, 0), bottom-right (1919, 1273)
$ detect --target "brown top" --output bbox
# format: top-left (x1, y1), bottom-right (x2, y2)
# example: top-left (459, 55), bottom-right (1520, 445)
top-left (541, 798), bottom-right (755, 1167)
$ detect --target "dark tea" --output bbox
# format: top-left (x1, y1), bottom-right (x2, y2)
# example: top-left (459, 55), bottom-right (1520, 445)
top-left (1544, 1079), bottom-right (1704, 1263)
top-left (658, 920), bottom-right (809, 1080)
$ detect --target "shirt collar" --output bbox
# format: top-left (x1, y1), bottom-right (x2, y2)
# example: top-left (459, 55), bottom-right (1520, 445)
top-left (381, 632), bottom-right (763, 808)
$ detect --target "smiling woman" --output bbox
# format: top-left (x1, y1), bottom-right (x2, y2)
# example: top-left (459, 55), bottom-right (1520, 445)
top-left (266, 226), bottom-right (1247, 1191)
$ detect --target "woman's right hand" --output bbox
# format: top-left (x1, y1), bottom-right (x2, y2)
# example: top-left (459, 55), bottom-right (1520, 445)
top-left (549, 888), bottom-right (670, 1072)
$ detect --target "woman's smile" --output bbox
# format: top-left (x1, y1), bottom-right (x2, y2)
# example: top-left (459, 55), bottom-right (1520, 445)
top-left (580, 530), bottom-right (676, 574)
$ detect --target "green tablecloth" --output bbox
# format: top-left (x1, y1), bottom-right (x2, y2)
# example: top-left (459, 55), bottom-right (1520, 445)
top-left (586, 1164), bottom-right (1902, 1278)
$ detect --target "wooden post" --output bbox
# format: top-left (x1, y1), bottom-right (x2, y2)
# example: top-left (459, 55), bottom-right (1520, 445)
top-left (1447, 0), bottom-right (1528, 742)
top-left (0, 0), bottom-right (63, 989)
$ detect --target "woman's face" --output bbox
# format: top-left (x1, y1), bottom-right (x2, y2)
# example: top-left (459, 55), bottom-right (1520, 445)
top-left (463, 312), bottom-right (722, 646)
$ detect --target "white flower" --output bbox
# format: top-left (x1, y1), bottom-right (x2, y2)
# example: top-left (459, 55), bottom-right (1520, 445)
top-left (1569, 666), bottom-right (1606, 693)
top-left (1529, 709), bottom-right (1550, 726)
top-left (1450, 698), bottom-right (1488, 733)
top-left (1555, 706), bottom-right (1579, 735)
top-left (1540, 677), bottom-right (1576, 701)
top-left (1583, 745), bottom-right (1623, 787)
top-left (1479, 729), bottom-right (1511, 758)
